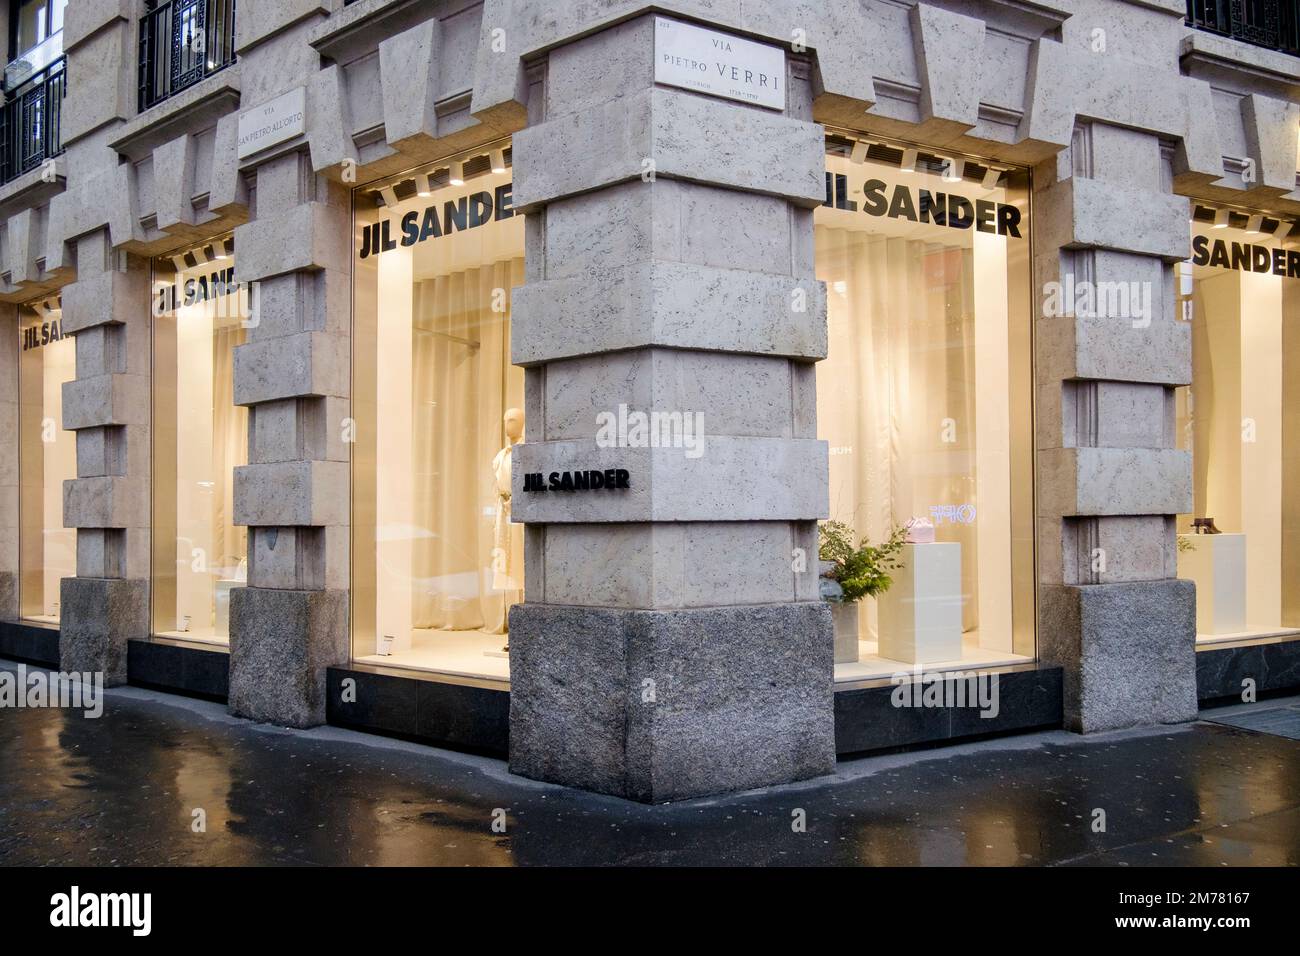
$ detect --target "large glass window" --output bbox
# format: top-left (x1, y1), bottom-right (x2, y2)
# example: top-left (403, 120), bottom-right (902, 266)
top-left (17, 296), bottom-right (74, 623)
top-left (150, 236), bottom-right (248, 644)
top-left (1176, 207), bottom-right (1300, 644)
top-left (352, 141), bottom-right (523, 681)
top-left (815, 136), bottom-right (1035, 681)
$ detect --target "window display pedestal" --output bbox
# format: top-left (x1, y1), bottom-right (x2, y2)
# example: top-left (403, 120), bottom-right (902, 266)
top-left (830, 601), bottom-right (859, 664)
top-left (876, 542), bottom-right (962, 664)
top-left (1177, 533), bottom-right (1246, 636)
top-left (215, 579), bottom-right (238, 637)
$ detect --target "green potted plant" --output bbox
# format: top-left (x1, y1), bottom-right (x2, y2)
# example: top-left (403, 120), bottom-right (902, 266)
top-left (818, 521), bottom-right (908, 664)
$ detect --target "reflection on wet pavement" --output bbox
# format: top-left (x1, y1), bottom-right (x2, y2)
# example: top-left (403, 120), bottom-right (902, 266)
top-left (2, 669), bottom-right (1298, 866)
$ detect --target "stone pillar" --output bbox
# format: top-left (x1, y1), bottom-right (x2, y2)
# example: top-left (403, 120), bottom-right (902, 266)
top-left (508, 16), bottom-right (834, 802)
top-left (0, 303), bottom-right (17, 620)
top-left (1035, 122), bottom-right (1198, 731)
top-left (58, 231), bottom-right (151, 685)
top-left (228, 151), bottom-right (350, 727)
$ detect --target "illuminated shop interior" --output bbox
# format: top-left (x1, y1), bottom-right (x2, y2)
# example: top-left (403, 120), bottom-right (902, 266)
top-left (17, 294), bottom-right (74, 623)
top-left (815, 136), bottom-right (1036, 681)
top-left (1176, 206), bottom-right (1300, 645)
top-left (352, 141), bottom-right (523, 681)
top-left (151, 236), bottom-right (248, 645)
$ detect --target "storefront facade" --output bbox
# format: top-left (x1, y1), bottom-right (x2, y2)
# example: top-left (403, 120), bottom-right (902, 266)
top-left (0, 0), bottom-right (1298, 802)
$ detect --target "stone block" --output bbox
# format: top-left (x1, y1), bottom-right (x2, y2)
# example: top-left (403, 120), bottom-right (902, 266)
top-left (62, 374), bottom-right (150, 430)
top-left (511, 261), bottom-right (827, 365)
top-left (379, 18), bottom-right (441, 149)
top-left (0, 570), bottom-right (16, 620)
top-left (543, 179), bottom-right (797, 279)
top-left (512, 87), bottom-right (825, 211)
top-left (59, 576), bottom-right (148, 686)
top-left (511, 436), bottom-right (828, 523)
top-left (63, 475), bottom-right (147, 529)
top-left (60, 268), bottom-right (150, 335)
top-left (233, 330), bottom-right (350, 405)
top-left (910, 2), bottom-right (984, 134)
top-left (234, 201), bottom-right (350, 283)
top-left (541, 349), bottom-right (800, 442)
top-left (1039, 580), bottom-right (1197, 732)
top-left (508, 601), bottom-right (835, 802)
top-left (233, 460), bottom-right (349, 528)
top-left (227, 586), bottom-right (348, 727)
top-left (535, 520), bottom-right (811, 608)
top-left (1039, 446), bottom-right (1191, 517)
top-left (1241, 93), bottom-right (1300, 194)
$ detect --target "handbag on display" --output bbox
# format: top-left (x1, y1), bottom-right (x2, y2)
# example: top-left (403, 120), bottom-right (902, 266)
top-left (903, 516), bottom-right (935, 544)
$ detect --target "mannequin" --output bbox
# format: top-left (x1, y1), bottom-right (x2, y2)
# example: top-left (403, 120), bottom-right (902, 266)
top-left (490, 407), bottom-right (525, 647)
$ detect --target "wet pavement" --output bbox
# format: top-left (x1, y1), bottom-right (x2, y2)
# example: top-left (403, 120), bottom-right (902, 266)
top-left (1, 659), bottom-right (1299, 866)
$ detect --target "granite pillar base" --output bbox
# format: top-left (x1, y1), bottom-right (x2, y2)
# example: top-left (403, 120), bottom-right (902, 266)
top-left (228, 587), bottom-right (348, 728)
top-left (508, 601), bottom-right (835, 803)
top-left (0, 570), bottom-right (16, 621)
top-left (1040, 579), bottom-right (1197, 733)
top-left (59, 577), bottom-right (148, 686)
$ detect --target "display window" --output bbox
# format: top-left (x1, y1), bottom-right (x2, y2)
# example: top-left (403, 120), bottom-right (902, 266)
top-left (351, 141), bottom-right (523, 681)
top-left (815, 136), bottom-right (1036, 681)
top-left (17, 295), bottom-right (74, 623)
top-left (1176, 207), bottom-right (1300, 644)
top-left (150, 236), bottom-right (249, 644)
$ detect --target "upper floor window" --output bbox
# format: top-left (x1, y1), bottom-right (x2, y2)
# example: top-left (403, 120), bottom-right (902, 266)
top-left (1, 0), bottom-right (67, 185)
top-left (1186, 1), bottom-right (1300, 56)
top-left (11, 0), bottom-right (65, 59)
top-left (139, 0), bottom-right (237, 111)
top-left (5, 0), bottom-right (65, 94)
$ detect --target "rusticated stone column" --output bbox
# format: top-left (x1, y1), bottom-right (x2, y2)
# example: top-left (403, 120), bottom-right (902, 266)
top-left (1035, 121), bottom-right (1198, 731)
top-left (58, 231), bottom-right (152, 685)
top-left (507, 15), bottom-right (834, 802)
top-left (227, 151), bottom-right (351, 727)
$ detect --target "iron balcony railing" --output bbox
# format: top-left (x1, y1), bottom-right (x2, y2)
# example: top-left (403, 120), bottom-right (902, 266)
top-left (139, 0), bottom-right (237, 112)
top-left (1187, 0), bottom-right (1300, 55)
top-left (0, 56), bottom-right (66, 185)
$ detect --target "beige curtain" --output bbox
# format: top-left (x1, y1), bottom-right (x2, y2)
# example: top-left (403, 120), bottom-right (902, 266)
top-left (211, 323), bottom-right (248, 573)
top-left (411, 257), bottom-right (525, 630)
top-left (816, 227), bottom-right (980, 633)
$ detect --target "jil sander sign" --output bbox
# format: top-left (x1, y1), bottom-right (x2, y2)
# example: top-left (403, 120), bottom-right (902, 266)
top-left (654, 17), bottom-right (785, 110)
top-left (238, 87), bottom-right (306, 159)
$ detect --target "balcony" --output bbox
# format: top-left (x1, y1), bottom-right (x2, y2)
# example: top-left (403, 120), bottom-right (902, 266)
top-left (139, 0), bottom-right (237, 112)
top-left (0, 56), bottom-right (65, 185)
top-left (1187, 0), bottom-right (1300, 56)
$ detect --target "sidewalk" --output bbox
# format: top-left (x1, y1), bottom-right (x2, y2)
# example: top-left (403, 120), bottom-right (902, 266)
top-left (1, 659), bottom-right (1298, 866)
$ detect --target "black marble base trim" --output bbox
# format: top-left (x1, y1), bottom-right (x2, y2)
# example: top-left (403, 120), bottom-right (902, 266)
top-left (127, 639), bottom-right (230, 702)
top-left (326, 666), bottom-right (509, 757)
top-left (0, 620), bottom-right (60, 666)
top-left (834, 664), bottom-right (1063, 757)
top-left (1197, 636), bottom-right (1300, 706)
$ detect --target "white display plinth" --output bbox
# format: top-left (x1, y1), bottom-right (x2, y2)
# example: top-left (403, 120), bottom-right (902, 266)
top-left (1177, 533), bottom-right (1246, 636)
top-left (215, 579), bottom-right (238, 636)
top-left (876, 542), bottom-right (962, 664)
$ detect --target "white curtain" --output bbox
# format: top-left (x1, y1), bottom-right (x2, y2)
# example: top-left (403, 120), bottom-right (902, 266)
top-left (815, 228), bottom-right (980, 633)
top-left (411, 257), bottom-right (525, 631)
top-left (211, 323), bottom-right (247, 575)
